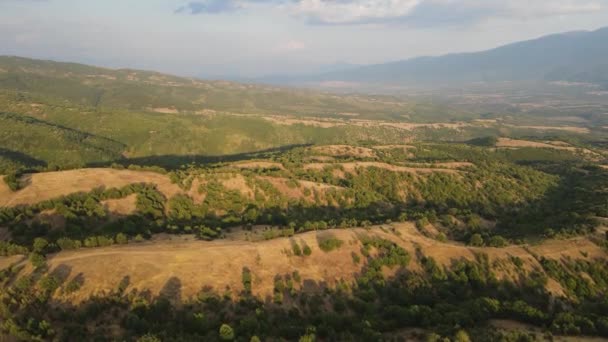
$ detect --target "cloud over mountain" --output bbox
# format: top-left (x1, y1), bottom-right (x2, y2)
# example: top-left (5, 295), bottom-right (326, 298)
top-left (178, 0), bottom-right (607, 26)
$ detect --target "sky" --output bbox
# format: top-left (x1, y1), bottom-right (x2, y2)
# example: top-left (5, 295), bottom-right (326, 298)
top-left (1, 0), bottom-right (608, 78)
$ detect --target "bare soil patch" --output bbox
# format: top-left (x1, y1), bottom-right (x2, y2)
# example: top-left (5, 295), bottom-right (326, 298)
top-left (149, 107), bottom-right (179, 114)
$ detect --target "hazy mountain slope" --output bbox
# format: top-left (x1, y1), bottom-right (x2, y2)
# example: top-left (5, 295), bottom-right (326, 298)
top-left (0, 56), bottom-right (409, 117)
top-left (314, 27), bottom-right (608, 86)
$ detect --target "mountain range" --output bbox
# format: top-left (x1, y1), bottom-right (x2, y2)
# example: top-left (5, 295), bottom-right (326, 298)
top-left (259, 27), bottom-right (608, 89)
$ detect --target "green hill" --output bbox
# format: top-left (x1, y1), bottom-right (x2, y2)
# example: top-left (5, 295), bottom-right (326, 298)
top-left (0, 56), bottom-right (411, 118)
top-left (0, 112), bottom-right (125, 171)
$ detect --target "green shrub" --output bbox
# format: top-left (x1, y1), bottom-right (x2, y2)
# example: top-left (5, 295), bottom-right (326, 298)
top-left (3, 172), bottom-right (21, 192)
top-left (488, 235), bottom-right (508, 247)
top-left (469, 234), bottom-right (484, 247)
top-left (292, 242), bottom-right (302, 256)
top-left (352, 252), bottom-right (361, 264)
top-left (29, 253), bottom-right (46, 269)
top-left (318, 237), bottom-right (344, 252)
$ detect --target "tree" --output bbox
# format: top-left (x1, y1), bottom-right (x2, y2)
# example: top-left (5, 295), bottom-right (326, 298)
top-left (136, 334), bottom-right (161, 342)
top-left (219, 324), bottom-right (235, 341)
top-left (299, 334), bottom-right (315, 342)
top-left (30, 253), bottom-right (46, 269)
top-left (242, 267), bottom-right (252, 293)
top-left (425, 333), bottom-right (442, 342)
top-left (488, 235), bottom-right (508, 247)
top-left (116, 233), bottom-right (128, 245)
top-left (303, 245), bottom-right (312, 256)
top-left (454, 330), bottom-right (471, 342)
top-left (250, 337), bottom-right (261, 342)
top-left (33, 238), bottom-right (49, 254)
top-left (469, 234), bottom-right (484, 247)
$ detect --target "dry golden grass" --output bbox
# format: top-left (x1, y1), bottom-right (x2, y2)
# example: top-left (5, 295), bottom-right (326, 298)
top-left (303, 162), bottom-right (461, 175)
top-left (219, 174), bottom-right (254, 199)
top-left (310, 145), bottom-right (376, 158)
top-left (0, 169), bottom-right (183, 207)
top-left (496, 138), bottom-right (566, 149)
top-left (102, 195), bottom-right (137, 216)
top-left (504, 125), bottom-right (590, 134)
top-left (372, 144), bottom-right (416, 151)
top-left (261, 116), bottom-right (346, 128)
top-left (0, 255), bottom-right (23, 270)
top-left (4, 222), bottom-right (603, 304)
top-left (231, 161), bottom-right (285, 170)
top-left (259, 176), bottom-right (342, 204)
top-left (349, 120), bottom-right (469, 131)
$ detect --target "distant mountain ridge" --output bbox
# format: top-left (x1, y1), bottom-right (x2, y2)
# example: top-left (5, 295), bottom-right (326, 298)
top-left (296, 27), bottom-right (608, 88)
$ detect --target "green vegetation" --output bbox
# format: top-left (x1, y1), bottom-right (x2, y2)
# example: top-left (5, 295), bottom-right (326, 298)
top-left (317, 236), bottom-right (344, 252)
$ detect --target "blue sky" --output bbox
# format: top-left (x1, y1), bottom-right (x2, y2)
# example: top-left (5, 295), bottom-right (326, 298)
top-left (1, 0), bottom-right (607, 77)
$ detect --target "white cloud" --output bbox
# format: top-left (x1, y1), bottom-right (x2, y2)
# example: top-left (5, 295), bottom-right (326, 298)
top-left (278, 0), bottom-right (607, 25)
top-left (288, 0), bottom-right (421, 24)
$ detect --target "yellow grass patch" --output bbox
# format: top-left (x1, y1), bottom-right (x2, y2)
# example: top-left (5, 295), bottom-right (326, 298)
top-left (102, 194), bottom-right (137, 216)
top-left (310, 145), bottom-right (376, 158)
top-left (505, 125), bottom-right (590, 134)
top-left (231, 161), bottom-right (285, 170)
top-left (0, 169), bottom-right (182, 207)
top-left (7, 222), bottom-right (601, 304)
top-left (303, 162), bottom-right (461, 175)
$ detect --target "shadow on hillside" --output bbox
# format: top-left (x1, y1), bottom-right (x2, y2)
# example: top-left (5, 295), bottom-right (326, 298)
top-left (87, 143), bottom-right (312, 169)
top-left (0, 148), bottom-right (47, 169)
top-left (496, 164), bottom-right (607, 238)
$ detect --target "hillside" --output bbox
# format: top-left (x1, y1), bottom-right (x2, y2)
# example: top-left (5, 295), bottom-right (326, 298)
top-left (2, 56), bottom-right (608, 173)
top-left (307, 27), bottom-right (608, 87)
top-left (0, 56), bottom-right (410, 117)
top-left (7, 223), bottom-right (607, 304)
